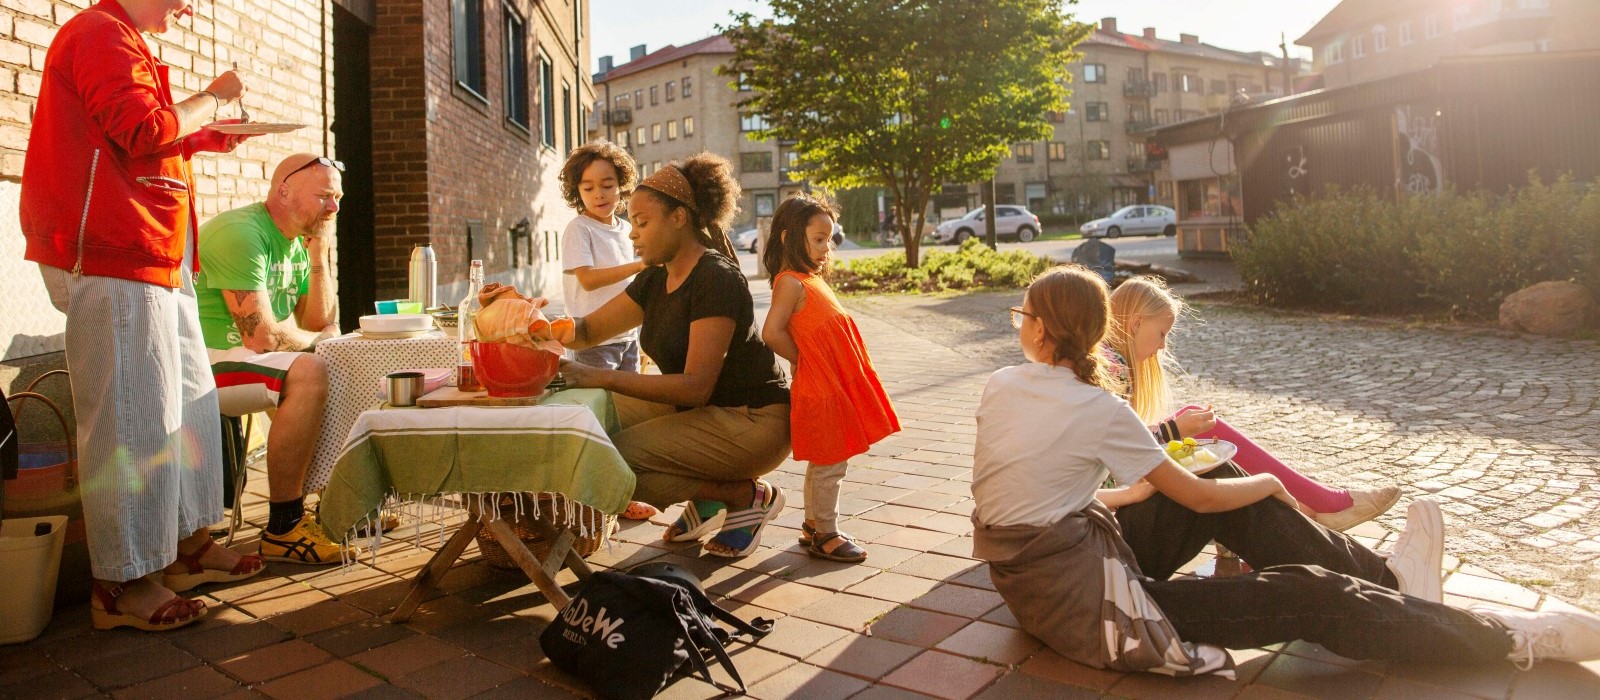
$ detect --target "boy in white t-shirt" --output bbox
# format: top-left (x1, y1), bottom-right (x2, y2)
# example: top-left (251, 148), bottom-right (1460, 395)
top-left (560, 141), bottom-right (646, 371)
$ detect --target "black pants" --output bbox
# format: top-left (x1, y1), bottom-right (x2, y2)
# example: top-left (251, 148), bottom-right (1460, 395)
top-left (1117, 464), bottom-right (1511, 663)
top-left (1115, 464), bottom-right (1397, 587)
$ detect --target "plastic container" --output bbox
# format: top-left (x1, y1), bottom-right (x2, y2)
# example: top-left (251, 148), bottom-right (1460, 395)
top-left (471, 341), bottom-right (560, 397)
top-left (0, 515), bottom-right (68, 644)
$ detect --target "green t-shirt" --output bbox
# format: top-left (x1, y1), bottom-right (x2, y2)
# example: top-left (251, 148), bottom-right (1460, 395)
top-left (195, 203), bottom-right (310, 350)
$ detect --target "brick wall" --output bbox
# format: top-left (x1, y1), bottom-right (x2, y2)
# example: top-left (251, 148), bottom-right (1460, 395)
top-left (370, 0), bottom-right (592, 303)
top-left (0, 0), bottom-right (333, 361)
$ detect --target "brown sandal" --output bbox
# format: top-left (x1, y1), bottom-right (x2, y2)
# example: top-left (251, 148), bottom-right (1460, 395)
top-left (799, 523), bottom-right (868, 563)
top-left (90, 581), bottom-right (207, 631)
top-left (163, 540), bottom-right (265, 592)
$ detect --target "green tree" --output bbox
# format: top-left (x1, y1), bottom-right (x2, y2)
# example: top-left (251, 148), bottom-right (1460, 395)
top-left (723, 0), bottom-right (1087, 266)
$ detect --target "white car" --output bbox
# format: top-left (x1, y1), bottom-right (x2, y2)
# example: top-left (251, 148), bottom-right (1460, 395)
top-left (1080, 205), bottom-right (1177, 238)
top-left (732, 224), bottom-right (844, 254)
top-left (931, 206), bottom-right (1041, 244)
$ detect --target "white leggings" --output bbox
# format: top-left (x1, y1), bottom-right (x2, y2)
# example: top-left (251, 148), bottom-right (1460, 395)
top-left (804, 460), bottom-right (848, 534)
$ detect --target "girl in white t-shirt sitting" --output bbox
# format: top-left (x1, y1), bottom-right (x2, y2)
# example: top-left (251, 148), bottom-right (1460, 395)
top-left (970, 265), bottom-right (1598, 673)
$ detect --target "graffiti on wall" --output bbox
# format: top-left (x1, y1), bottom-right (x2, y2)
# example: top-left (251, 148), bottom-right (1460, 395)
top-left (1395, 105), bottom-right (1444, 195)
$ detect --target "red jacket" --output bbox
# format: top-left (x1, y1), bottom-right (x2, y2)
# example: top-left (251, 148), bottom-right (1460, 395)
top-left (20, 1), bottom-right (200, 288)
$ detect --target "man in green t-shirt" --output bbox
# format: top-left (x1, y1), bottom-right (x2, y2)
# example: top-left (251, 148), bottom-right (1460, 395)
top-left (194, 153), bottom-right (346, 565)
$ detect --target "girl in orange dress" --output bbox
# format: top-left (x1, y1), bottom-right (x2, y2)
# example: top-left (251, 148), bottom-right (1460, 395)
top-left (762, 194), bottom-right (900, 562)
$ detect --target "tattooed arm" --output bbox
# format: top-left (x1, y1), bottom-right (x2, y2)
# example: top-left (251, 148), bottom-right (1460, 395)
top-left (222, 289), bottom-right (331, 353)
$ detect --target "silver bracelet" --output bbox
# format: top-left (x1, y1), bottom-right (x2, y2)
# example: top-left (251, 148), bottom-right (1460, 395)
top-left (197, 90), bottom-right (222, 111)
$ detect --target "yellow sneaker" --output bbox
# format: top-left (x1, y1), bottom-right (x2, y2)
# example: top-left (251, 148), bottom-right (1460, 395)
top-left (259, 514), bottom-right (352, 565)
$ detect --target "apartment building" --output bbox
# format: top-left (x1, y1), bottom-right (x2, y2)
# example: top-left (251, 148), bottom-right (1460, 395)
top-left (1298, 0), bottom-right (1599, 90)
top-left (589, 36), bottom-right (801, 229)
top-left (987, 18), bottom-right (1307, 220)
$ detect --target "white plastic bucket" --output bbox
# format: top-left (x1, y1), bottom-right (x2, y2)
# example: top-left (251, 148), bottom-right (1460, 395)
top-left (0, 515), bottom-right (68, 644)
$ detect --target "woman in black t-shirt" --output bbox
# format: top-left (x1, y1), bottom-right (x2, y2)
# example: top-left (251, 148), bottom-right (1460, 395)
top-left (558, 153), bottom-right (792, 558)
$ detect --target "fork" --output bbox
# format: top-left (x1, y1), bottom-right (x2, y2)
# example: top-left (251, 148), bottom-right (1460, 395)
top-left (232, 61), bottom-right (250, 123)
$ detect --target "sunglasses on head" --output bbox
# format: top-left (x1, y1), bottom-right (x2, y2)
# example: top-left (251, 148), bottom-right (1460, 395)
top-left (283, 156), bottom-right (345, 182)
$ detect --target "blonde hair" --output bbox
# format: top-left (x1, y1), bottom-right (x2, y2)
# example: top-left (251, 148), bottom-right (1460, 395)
top-left (1028, 265), bottom-right (1116, 390)
top-left (1107, 277), bottom-right (1185, 423)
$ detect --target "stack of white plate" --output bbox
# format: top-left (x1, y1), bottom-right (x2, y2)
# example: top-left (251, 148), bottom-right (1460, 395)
top-left (357, 314), bottom-right (435, 338)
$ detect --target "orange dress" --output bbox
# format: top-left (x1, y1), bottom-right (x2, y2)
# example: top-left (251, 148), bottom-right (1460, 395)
top-left (777, 271), bottom-right (901, 464)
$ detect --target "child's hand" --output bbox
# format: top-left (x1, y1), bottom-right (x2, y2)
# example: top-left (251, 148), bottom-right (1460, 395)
top-left (1175, 405), bottom-right (1216, 438)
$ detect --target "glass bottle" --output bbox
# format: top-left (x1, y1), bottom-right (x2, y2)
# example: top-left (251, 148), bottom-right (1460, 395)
top-left (456, 260), bottom-right (484, 391)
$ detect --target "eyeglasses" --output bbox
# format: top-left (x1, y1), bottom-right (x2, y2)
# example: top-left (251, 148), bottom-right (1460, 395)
top-left (283, 156), bottom-right (345, 182)
top-left (1009, 306), bottom-right (1037, 329)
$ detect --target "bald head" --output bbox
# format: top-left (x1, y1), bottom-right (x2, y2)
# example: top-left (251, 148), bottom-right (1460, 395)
top-left (266, 153), bottom-right (344, 240)
top-left (272, 153), bottom-right (334, 190)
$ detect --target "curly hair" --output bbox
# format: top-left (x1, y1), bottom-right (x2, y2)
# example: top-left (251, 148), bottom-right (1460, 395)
top-left (559, 140), bottom-right (638, 213)
top-left (763, 192), bottom-right (839, 283)
top-left (637, 152), bottom-right (742, 258)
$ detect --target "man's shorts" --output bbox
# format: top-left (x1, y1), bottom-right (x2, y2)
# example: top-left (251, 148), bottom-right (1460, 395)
top-left (209, 347), bottom-right (305, 417)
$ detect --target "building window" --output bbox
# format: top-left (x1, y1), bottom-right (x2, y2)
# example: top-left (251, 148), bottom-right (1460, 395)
top-left (740, 113), bottom-right (768, 132)
top-left (681, 76), bottom-right (693, 98)
top-left (1152, 72), bottom-right (1167, 93)
top-left (1535, 38), bottom-right (1555, 52)
top-left (1180, 73), bottom-right (1202, 93)
top-left (1158, 181), bottom-right (1173, 202)
top-left (1154, 108), bottom-right (1169, 124)
top-left (741, 152), bottom-right (773, 172)
top-left (666, 80), bottom-right (676, 101)
top-left (1520, 0), bottom-right (1550, 8)
top-left (617, 130), bottom-right (629, 148)
top-left (754, 193), bottom-right (776, 216)
top-left (1326, 41), bottom-right (1343, 64)
top-left (1085, 102), bottom-right (1109, 121)
top-left (683, 116), bottom-right (694, 136)
top-left (1047, 110), bottom-right (1066, 123)
top-left (451, 0), bottom-right (486, 98)
top-left (737, 72), bottom-right (752, 91)
top-left (502, 5), bottom-right (528, 129)
top-left (651, 123), bottom-right (661, 142)
top-left (1399, 22), bottom-right (1414, 45)
top-left (649, 85), bottom-right (658, 105)
top-left (538, 51), bottom-right (554, 147)
top-left (1352, 35), bottom-right (1365, 58)
top-left (1083, 63), bottom-right (1106, 83)
top-left (615, 94), bottom-right (628, 108)
top-left (1426, 14), bottom-right (1441, 38)
top-left (635, 126), bottom-right (645, 146)
top-left (562, 80), bottom-right (572, 153)
top-left (652, 161), bottom-right (661, 175)
top-left (667, 120), bottom-right (678, 140)
top-left (1209, 79), bottom-right (1227, 95)
top-left (1087, 140), bottom-right (1109, 160)
top-left (634, 89), bottom-right (643, 110)
top-left (1013, 143), bottom-right (1034, 163)
top-left (1047, 142), bottom-right (1067, 161)
top-left (1127, 67), bottom-right (1144, 82)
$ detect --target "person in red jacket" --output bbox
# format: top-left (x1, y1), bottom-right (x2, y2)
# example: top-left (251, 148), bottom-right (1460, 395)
top-left (21, 0), bottom-right (261, 632)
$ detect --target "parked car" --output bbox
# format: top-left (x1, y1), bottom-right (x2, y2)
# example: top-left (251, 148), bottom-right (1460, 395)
top-left (732, 227), bottom-right (760, 253)
top-left (930, 205), bottom-right (1041, 244)
top-left (1079, 205), bottom-right (1177, 238)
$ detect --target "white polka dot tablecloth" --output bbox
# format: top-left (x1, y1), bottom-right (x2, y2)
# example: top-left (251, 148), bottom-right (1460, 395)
top-left (307, 331), bottom-right (457, 491)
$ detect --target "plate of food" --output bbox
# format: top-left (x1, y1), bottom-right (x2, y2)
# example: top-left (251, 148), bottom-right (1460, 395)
top-left (204, 122), bottom-right (307, 135)
top-left (1164, 438), bottom-right (1236, 475)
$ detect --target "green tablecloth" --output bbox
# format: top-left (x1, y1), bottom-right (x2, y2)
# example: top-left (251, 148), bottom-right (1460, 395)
top-left (318, 389), bottom-right (634, 544)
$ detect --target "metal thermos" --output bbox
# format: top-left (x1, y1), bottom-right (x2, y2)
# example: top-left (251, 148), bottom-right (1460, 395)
top-left (408, 243), bottom-right (437, 309)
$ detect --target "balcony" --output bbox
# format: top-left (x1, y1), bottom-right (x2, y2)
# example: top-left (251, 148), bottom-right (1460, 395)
top-left (1125, 120), bottom-right (1154, 135)
top-left (606, 108), bottom-right (632, 125)
top-left (1123, 80), bottom-right (1156, 98)
top-left (1126, 158), bottom-right (1158, 173)
top-left (1455, 5), bottom-right (1555, 48)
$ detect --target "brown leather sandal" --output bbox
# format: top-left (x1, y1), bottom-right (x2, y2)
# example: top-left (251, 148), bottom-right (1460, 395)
top-left (90, 581), bottom-right (207, 632)
top-left (163, 539), bottom-right (265, 592)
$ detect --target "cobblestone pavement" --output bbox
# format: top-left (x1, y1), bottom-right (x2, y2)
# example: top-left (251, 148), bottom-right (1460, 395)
top-left (845, 291), bottom-right (1600, 612)
top-left (5, 282), bottom-right (1599, 700)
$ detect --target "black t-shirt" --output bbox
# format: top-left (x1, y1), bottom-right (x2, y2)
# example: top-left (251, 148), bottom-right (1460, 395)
top-left (624, 251), bottom-right (790, 409)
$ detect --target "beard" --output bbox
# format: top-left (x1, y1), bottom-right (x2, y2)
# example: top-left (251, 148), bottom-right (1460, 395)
top-left (304, 214), bottom-right (336, 238)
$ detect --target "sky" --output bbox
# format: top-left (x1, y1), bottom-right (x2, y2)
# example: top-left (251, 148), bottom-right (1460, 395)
top-left (588, 0), bottom-right (1344, 74)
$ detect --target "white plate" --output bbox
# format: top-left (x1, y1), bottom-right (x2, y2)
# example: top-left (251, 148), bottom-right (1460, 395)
top-left (353, 328), bottom-right (436, 340)
top-left (359, 313), bottom-right (434, 333)
top-left (204, 122), bottom-right (306, 135)
top-left (1176, 439), bottom-right (1237, 475)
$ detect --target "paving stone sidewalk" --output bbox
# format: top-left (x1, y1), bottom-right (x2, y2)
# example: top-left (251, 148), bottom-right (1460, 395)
top-left (4, 283), bottom-right (1599, 699)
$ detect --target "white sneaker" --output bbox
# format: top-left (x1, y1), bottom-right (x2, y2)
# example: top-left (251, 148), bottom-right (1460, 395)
top-left (1470, 605), bottom-right (1600, 670)
top-left (1385, 497), bottom-right (1444, 603)
top-left (1314, 485), bottom-right (1402, 532)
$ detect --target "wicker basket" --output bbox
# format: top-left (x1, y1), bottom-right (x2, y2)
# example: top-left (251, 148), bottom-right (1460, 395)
top-left (475, 492), bottom-right (614, 571)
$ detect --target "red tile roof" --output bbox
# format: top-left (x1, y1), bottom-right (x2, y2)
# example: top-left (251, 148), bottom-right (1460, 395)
top-left (599, 34), bottom-right (734, 82)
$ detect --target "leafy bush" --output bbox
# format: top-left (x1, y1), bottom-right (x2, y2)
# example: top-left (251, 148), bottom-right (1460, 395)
top-left (830, 238), bottom-right (1053, 294)
top-left (1237, 175), bottom-right (1600, 318)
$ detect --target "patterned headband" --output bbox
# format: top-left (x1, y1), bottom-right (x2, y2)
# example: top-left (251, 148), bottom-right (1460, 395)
top-left (640, 165), bottom-right (697, 213)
